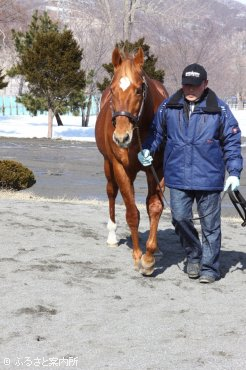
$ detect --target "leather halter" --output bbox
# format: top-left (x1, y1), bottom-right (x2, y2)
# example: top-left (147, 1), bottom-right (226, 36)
top-left (111, 76), bottom-right (147, 127)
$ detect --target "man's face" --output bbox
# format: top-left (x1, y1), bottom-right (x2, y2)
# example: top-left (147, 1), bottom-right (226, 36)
top-left (182, 80), bottom-right (208, 101)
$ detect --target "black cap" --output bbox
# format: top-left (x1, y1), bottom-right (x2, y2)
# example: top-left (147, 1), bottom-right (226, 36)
top-left (182, 63), bottom-right (207, 86)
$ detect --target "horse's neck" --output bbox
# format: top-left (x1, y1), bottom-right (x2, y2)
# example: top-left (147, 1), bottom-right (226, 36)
top-left (100, 87), bottom-right (111, 110)
top-left (149, 78), bottom-right (168, 99)
top-left (144, 78), bottom-right (158, 105)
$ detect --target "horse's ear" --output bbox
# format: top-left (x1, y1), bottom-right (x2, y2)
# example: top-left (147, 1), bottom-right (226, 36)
top-left (112, 48), bottom-right (122, 69)
top-left (134, 47), bottom-right (144, 68)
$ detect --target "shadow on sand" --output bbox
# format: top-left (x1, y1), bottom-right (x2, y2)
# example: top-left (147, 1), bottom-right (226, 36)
top-left (120, 228), bottom-right (246, 279)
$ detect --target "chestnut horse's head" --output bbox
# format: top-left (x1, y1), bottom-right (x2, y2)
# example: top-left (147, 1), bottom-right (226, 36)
top-left (110, 47), bottom-right (147, 148)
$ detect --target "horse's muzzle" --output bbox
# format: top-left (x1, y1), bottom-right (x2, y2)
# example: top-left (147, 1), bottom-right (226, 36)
top-left (113, 131), bottom-right (132, 148)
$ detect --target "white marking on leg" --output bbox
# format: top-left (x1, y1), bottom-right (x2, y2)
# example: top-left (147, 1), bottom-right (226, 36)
top-left (107, 219), bottom-right (118, 246)
top-left (119, 76), bottom-right (131, 91)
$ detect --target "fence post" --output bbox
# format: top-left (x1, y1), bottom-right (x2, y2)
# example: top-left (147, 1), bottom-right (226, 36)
top-left (2, 96), bottom-right (5, 116)
top-left (10, 96), bottom-right (12, 115)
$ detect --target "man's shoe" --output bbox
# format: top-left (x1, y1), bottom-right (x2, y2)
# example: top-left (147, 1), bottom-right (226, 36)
top-left (187, 263), bottom-right (200, 279)
top-left (199, 275), bottom-right (215, 284)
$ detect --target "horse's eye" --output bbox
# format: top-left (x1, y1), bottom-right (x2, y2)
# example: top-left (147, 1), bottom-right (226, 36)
top-left (135, 87), bottom-right (142, 95)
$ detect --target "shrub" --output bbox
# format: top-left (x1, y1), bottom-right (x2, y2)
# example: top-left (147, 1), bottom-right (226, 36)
top-left (0, 160), bottom-right (36, 190)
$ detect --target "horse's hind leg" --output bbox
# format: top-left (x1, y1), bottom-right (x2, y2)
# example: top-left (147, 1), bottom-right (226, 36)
top-left (140, 168), bottom-right (164, 275)
top-left (104, 159), bottom-right (119, 247)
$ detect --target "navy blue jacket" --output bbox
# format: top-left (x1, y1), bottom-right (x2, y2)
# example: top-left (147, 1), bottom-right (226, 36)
top-left (144, 88), bottom-right (243, 191)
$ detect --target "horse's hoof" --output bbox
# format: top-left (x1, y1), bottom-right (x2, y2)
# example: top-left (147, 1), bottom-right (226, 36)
top-left (107, 243), bottom-right (118, 248)
top-left (139, 255), bottom-right (155, 276)
top-left (139, 265), bottom-right (155, 276)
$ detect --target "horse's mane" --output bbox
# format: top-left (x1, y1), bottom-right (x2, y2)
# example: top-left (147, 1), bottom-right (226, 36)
top-left (117, 48), bottom-right (136, 60)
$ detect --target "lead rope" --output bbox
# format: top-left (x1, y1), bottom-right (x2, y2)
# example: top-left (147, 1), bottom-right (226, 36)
top-left (136, 126), bottom-right (227, 221)
top-left (136, 126), bottom-right (170, 206)
top-left (228, 189), bottom-right (246, 227)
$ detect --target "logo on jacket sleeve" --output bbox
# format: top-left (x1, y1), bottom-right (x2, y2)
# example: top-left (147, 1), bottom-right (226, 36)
top-left (232, 127), bottom-right (239, 134)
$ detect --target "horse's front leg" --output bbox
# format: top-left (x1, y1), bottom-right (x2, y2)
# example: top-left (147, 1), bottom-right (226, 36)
top-left (113, 162), bottom-right (142, 270)
top-left (141, 167), bottom-right (164, 275)
top-left (104, 159), bottom-right (119, 247)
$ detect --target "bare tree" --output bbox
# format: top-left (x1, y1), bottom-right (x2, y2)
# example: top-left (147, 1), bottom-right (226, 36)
top-left (57, 2), bottom-right (111, 124)
top-left (227, 31), bottom-right (246, 108)
top-left (44, 0), bottom-right (246, 103)
top-left (0, 0), bottom-right (28, 48)
top-left (123, 0), bottom-right (141, 41)
top-left (0, 1), bottom-right (30, 95)
top-left (156, 18), bottom-right (230, 95)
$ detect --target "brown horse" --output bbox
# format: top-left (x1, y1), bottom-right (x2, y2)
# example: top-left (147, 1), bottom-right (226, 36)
top-left (95, 47), bottom-right (168, 275)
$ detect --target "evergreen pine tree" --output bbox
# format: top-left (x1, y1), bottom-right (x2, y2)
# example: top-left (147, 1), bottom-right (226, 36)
top-left (9, 12), bottom-right (86, 138)
top-left (97, 37), bottom-right (165, 92)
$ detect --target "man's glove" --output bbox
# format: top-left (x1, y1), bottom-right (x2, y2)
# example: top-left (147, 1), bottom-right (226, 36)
top-left (137, 149), bottom-right (153, 167)
top-left (224, 176), bottom-right (240, 191)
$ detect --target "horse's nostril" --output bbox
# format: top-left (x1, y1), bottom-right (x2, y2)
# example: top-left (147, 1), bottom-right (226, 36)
top-left (123, 134), bottom-right (130, 143)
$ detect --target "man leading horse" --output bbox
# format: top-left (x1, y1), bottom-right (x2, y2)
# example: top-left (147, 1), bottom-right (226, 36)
top-left (138, 63), bottom-right (243, 283)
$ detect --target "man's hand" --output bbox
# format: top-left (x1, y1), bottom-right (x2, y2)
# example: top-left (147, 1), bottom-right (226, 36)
top-left (137, 149), bottom-right (153, 167)
top-left (224, 176), bottom-right (240, 191)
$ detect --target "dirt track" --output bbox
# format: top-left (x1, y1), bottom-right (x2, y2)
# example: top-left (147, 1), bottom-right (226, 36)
top-left (0, 196), bottom-right (246, 370)
top-left (0, 138), bottom-right (246, 370)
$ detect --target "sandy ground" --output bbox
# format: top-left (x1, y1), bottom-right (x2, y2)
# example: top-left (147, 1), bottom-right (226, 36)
top-left (0, 138), bottom-right (246, 370)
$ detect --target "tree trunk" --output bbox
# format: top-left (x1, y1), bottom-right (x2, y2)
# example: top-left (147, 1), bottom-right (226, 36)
top-left (123, 0), bottom-right (140, 41)
top-left (237, 92), bottom-right (243, 110)
top-left (85, 95), bottom-right (92, 127)
top-left (99, 0), bottom-right (115, 39)
top-left (82, 107), bottom-right (86, 127)
top-left (18, 77), bottom-right (24, 96)
top-left (94, 95), bottom-right (100, 115)
top-left (48, 108), bottom-right (54, 138)
top-left (55, 112), bottom-right (63, 125)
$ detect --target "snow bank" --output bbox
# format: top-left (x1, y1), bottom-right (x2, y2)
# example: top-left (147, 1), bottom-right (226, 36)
top-left (0, 109), bottom-right (245, 141)
top-left (0, 115), bottom-right (96, 141)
